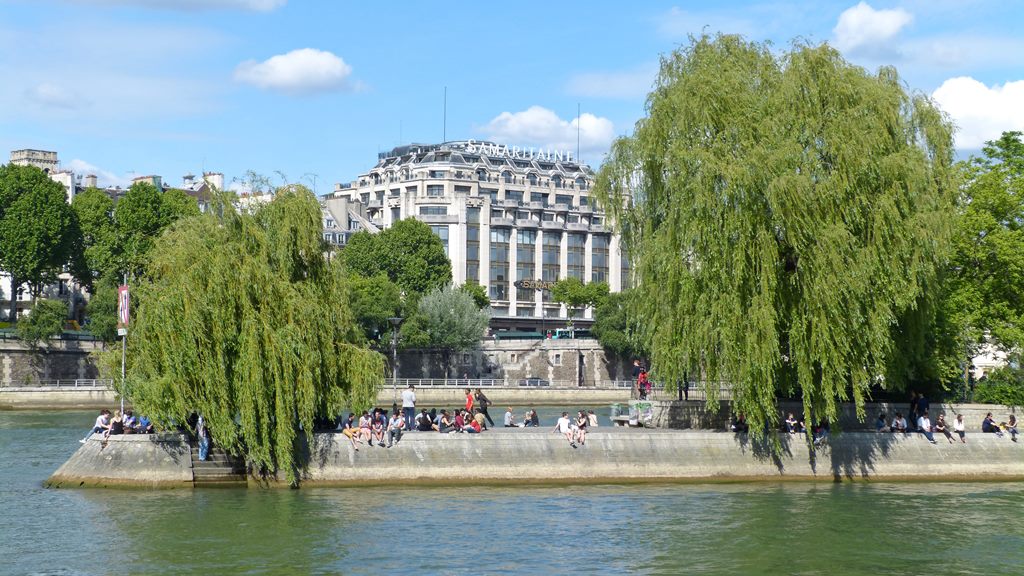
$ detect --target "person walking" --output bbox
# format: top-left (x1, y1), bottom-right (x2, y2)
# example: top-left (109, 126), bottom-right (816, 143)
top-left (464, 388), bottom-right (474, 413)
top-left (474, 388), bottom-right (495, 427)
top-left (401, 384), bottom-right (416, 432)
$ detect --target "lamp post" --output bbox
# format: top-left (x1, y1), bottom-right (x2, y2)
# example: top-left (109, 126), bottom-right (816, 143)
top-left (388, 316), bottom-right (403, 403)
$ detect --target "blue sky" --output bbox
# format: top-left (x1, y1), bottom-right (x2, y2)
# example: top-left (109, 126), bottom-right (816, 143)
top-left (1, 0), bottom-right (1021, 192)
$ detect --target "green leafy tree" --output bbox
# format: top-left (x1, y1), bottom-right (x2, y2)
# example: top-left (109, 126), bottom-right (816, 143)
top-left (16, 298), bottom-right (67, 346)
top-left (551, 278), bottom-right (609, 325)
top-left (342, 219), bottom-right (451, 296)
top-left (942, 131), bottom-right (1024, 363)
top-left (113, 182), bottom-right (167, 276)
top-left (418, 284), bottom-right (490, 377)
top-left (973, 352), bottom-right (1024, 407)
top-left (122, 187), bottom-right (385, 486)
top-left (592, 289), bottom-right (646, 359)
top-left (84, 274), bottom-right (120, 342)
top-left (0, 164), bottom-right (87, 320)
top-left (460, 281), bottom-right (490, 309)
top-left (71, 187), bottom-right (118, 282)
top-left (162, 188), bottom-right (201, 221)
top-left (347, 273), bottom-right (402, 346)
top-left (594, 35), bottom-right (956, 436)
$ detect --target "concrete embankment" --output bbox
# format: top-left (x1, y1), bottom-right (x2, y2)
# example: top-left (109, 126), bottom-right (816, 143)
top-left (47, 429), bottom-right (1024, 488)
top-left (0, 386), bottom-right (120, 410)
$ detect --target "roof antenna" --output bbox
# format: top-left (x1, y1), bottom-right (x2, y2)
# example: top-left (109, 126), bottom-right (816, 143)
top-left (576, 103), bottom-right (581, 164)
top-left (443, 86), bottom-right (448, 143)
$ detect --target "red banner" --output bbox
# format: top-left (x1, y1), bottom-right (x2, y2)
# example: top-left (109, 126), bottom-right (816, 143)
top-left (117, 285), bottom-right (130, 327)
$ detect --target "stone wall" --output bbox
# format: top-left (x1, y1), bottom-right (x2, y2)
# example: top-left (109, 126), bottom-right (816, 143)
top-left (397, 338), bottom-right (633, 385)
top-left (48, 428), bottom-right (1024, 488)
top-left (0, 340), bottom-right (102, 386)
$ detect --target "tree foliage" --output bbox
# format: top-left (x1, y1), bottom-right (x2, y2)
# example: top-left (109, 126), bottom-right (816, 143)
top-left (418, 283), bottom-right (490, 377)
top-left (342, 219), bottom-right (451, 296)
top-left (460, 281), bottom-right (490, 309)
top-left (943, 131), bottom-right (1024, 354)
top-left (16, 298), bottom-right (67, 346)
top-left (551, 278), bottom-right (609, 323)
top-left (973, 353), bottom-right (1024, 408)
top-left (592, 290), bottom-right (646, 359)
top-left (0, 164), bottom-right (87, 319)
top-left (122, 187), bottom-right (385, 485)
top-left (347, 272), bottom-right (402, 346)
top-left (594, 35), bottom-right (956, 435)
top-left (71, 187), bottom-right (118, 282)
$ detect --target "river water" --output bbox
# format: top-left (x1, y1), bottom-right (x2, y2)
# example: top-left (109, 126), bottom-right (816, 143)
top-left (4, 410), bottom-right (1023, 575)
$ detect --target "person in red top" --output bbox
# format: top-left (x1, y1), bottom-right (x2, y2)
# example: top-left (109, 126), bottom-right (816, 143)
top-left (638, 370), bottom-right (651, 400)
top-left (464, 388), bottom-right (474, 412)
top-left (466, 411), bottom-right (482, 434)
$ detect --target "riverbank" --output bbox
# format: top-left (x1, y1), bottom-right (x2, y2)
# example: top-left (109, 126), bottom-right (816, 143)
top-left (47, 428), bottom-right (1024, 489)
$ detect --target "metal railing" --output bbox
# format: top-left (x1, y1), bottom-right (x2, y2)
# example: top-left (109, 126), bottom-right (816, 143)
top-left (2, 378), bottom-right (115, 388)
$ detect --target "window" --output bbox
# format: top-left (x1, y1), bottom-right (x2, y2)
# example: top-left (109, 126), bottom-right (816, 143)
top-left (556, 194), bottom-right (572, 206)
top-left (542, 212), bottom-right (555, 221)
top-left (516, 229), bottom-right (537, 302)
top-left (391, 207), bottom-right (401, 222)
top-left (481, 188), bottom-right (498, 202)
top-left (580, 196), bottom-right (589, 206)
top-left (491, 209), bottom-right (504, 219)
top-left (477, 169), bottom-right (488, 181)
top-left (621, 249), bottom-right (632, 289)
top-left (389, 188), bottom-right (400, 198)
top-left (466, 212), bottom-right (480, 283)
top-left (527, 173), bottom-right (538, 186)
top-left (503, 171), bottom-right (513, 184)
top-left (567, 214), bottom-right (580, 223)
top-left (542, 232), bottom-right (561, 302)
top-left (430, 225), bottom-right (449, 256)
top-left (592, 235), bottom-right (609, 283)
top-left (419, 206), bottom-right (447, 215)
top-left (405, 186), bottom-right (418, 194)
top-left (455, 185), bottom-right (471, 193)
top-left (360, 192), bottom-right (370, 204)
top-left (427, 184), bottom-right (444, 197)
top-left (490, 228), bottom-right (510, 300)
top-left (568, 233), bottom-right (586, 280)
top-left (505, 190), bottom-right (523, 203)
top-left (516, 211), bottom-right (529, 220)
top-left (429, 170), bottom-right (446, 178)
top-left (467, 207), bottom-right (480, 224)
top-left (552, 175), bottom-right (563, 188)
top-left (575, 177), bottom-right (588, 190)
top-left (553, 353), bottom-right (562, 366)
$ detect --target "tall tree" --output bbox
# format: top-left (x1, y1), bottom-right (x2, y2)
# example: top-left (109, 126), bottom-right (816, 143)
top-left (342, 219), bottom-right (451, 296)
top-left (347, 272), bottom-right (402, 346)
top-left (551, 278), bottom-right (609, 325)
top-left (0, 164), bottom-right (86, 320)
top-left (114, 182), bottom-right (168, 276)
top-left (594, 35), bottom-right (956, 435)
top-left (591, 289), bottom-right (646, 359)
top-left (122, 187), bottom-right (385, 485)
top-left (418, 284), bottom-right (490, 377)
top-left (71, 187), bottom-right (118, 282)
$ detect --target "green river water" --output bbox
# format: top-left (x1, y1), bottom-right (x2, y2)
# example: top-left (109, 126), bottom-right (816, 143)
top-left (3, 410), bottom-right (1023, 575)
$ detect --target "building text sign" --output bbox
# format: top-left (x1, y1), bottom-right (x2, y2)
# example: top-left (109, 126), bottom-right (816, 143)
top-left (461, 140), bottom-right (575, 163)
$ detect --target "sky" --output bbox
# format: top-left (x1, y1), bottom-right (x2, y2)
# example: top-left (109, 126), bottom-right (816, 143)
top-left (0, 0), bottom-right (1021, 193)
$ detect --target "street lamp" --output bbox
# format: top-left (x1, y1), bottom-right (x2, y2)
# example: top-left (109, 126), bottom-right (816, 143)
top-left (388, 316), bottom-right (403, 403)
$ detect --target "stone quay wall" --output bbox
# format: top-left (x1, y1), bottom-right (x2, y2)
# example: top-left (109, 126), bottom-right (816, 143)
top-left (0, 339), bottom-right (102, 386)
top-left (47, 429), bottom-right (1024, 489)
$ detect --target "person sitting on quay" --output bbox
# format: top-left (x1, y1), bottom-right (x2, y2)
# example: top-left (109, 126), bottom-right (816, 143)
top-left (730, 413), bottom-right (749, 434)
top-left (371, 409), bottom-right (387, 447)
top-left (934, 413), bottom-right (954, 444)
top-left (452, 409), bottom-right (466, 432)
top-left (386, 410), bottom-right (405, 447)
top-left (588, 410), bottom-right (599, 427)
top-left (134, 414), bottom-right (154, 434)
top-left (437, 410), bottom-right (454, 433)
top-left (341, 412), bottom-right (362, 451)
top-left (106, 410), bottom-right (126, 439)
top-left (981, 412), bottom-right (1003, 437)
top-left (812, 420), bottom-right (830, 446)
top-left (917, 410), bottom-right (937, 444)
top-left (954, 414), bottom-right (967, 443)
top-left (875, 413), bottom-right (890, 433)
top-left (786, 412), bottom-right (799, 434)
top-left (122, 410), bottom-right (137, 433)
top-left (574, 410), bottom-right (588, 446)
top-left (1004, 415), bottom-right (1017, 442)
top-left (415, 409), bottom-right (433, 432)
top-left (473, 408), bottom-right (489, 432)
top-left (80, 409), bottom-right (111, 443)
top-left (891, 413), bottom-right (908, 434)
top-left (358, 411), bottom-right (373, 446)
top-left (553, 411), bottom-right (576, 447)
top-left (504, 407), bottom-right (516, 428)
top-left (464, 411), bottom-right (482, 434)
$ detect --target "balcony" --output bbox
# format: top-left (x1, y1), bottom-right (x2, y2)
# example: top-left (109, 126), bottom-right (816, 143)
top-left (579, 205), bottom-right (593, 214)
top-left (490, 217), bottom-right (514, 227)
top-left (528, 201), bottom-right (545, 209)
top-left (591, 224), bottom-right (606, 233)
top-left (566, 222), bottom-right (589, 232)
top-left (368, 199), bottom-right (383, 209)
top-left (516, 219), bottom-right (539, 229)
top-left (502, 199), bottom-right (521, 208)
top-left (541, 220), bottom-right (564, 231)
top-left (553, 203), bottom-right (570, 211)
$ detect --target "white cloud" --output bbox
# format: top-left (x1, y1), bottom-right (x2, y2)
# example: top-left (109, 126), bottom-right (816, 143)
top-left (565, 64), bottom-right (658, 100)
top-left (65, 0), bottom-right (285, 11)
top-left (25, 83), bottom-right (83, 110)
top-left (932, 77), bottom-right (1024, 149)
top-left (66, 159), bottom-right (131, 188)
top-left (234, 49), bottom-right (356, 95)
top-left (480, 106), bottom-right (615, 163)
top-left (832, 2), bottom-right (913, 56)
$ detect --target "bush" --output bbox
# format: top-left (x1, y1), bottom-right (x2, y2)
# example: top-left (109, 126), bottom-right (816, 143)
top-left (17, 299), bottom-right (67, 346)
top-left (973, 355), bottom-right (1024, 407)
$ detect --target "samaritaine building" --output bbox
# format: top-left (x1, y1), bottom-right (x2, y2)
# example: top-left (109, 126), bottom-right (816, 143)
top-left (328, 140), bottom-right (629, 330)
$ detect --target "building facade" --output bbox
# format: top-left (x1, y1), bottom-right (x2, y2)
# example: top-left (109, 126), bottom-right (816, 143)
top-left (327, 140), bottom-right (630, 330)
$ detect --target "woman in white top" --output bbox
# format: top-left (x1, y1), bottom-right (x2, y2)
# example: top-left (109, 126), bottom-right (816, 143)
top-left (953, 414), bottom-right (966, 443)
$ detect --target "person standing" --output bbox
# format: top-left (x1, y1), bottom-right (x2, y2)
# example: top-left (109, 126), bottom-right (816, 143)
top-left (401, 384), bottom-right (416, 432)
top-left (474, 388), bottom-right (495, 427)
top-left (464, 388), bottom-right (474, 413)
top-left (196, 414), bottom-right (210, 461)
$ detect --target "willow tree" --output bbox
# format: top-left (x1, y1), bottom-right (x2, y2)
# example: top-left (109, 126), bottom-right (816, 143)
top-left (594, 35), bottom-right (956, 436)
top-left (122, 187), bottom-right (385, 484)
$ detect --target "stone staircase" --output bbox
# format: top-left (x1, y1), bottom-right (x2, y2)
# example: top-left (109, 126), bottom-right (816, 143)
top-left (190, 445), bottom-right (247, 487)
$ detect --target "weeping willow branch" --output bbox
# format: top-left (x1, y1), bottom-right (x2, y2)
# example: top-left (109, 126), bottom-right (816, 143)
top-left (120, 187), bottom-right (385, 485)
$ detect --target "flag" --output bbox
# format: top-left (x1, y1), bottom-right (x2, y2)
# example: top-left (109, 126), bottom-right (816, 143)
top-left (117, 285), bottom-right (130, 327)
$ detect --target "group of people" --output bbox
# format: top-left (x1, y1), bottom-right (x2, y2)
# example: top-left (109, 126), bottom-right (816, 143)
top-left (553, 410), bottom-right (595, 448)
top-left (80, 409), bottom-right (153, 443)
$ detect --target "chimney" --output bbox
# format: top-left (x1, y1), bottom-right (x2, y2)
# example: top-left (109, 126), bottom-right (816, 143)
top-left (84, 174), bottom-right (98, 188)
top-left (203, 172), bottom-right (224, 192)
top-left (183, 173), bottom-right (195, 187)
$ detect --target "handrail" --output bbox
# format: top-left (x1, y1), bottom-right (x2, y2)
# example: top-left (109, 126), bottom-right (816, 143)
top-left (1, 378), bottom-right (115, 388)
